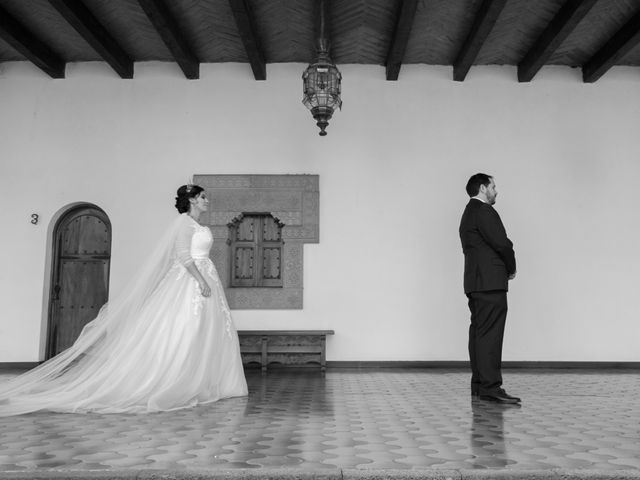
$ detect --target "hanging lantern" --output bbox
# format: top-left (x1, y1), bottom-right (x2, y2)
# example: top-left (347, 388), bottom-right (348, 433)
top-left (302, 0), bottom-right (342, 136)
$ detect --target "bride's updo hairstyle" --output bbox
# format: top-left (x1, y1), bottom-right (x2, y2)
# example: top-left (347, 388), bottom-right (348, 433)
top-left (175, 184), bottom-right (205, 213)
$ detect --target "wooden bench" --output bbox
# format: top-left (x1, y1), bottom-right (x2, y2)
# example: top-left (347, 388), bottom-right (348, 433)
top-left (237, 330), bottom-right (334, 374)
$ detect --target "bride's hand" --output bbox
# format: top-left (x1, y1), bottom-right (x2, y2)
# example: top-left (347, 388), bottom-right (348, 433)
top-left (199, 281), bottom-right (211, 297)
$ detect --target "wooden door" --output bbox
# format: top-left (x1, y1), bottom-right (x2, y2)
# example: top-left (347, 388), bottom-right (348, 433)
top-left (47, 206), bottom-right (111, 359)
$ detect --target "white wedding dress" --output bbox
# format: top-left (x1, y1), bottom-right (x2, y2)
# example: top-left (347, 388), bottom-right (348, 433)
top-left (0, 214), bottom-right (248, 416)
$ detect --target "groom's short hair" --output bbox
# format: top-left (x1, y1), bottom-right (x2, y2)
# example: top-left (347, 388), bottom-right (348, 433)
top-left (466, 173), bottom-right (493, 197)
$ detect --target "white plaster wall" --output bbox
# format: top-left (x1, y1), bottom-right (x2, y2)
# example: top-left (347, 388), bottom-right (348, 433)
top-left (1, 61), bottom-right (639, 362)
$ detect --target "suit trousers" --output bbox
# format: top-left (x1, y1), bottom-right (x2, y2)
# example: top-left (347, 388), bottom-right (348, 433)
top-left (467, 290), bottom-right (508, 394)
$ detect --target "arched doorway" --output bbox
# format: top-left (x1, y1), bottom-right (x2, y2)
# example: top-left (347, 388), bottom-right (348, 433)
top-left (46, 205), bottom-right (111, 359)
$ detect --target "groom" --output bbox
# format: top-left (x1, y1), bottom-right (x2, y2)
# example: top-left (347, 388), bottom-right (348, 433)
top-left (459, 173), bottom-right (520, 404)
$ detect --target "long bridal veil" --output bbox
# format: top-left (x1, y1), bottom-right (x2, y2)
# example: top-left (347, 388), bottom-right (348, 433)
top-left (0, 214), bottom-right (198, 416)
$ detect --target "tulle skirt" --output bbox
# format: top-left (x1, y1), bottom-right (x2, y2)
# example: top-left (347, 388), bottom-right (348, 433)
top-left (0, 258), bottom-right (248, 416)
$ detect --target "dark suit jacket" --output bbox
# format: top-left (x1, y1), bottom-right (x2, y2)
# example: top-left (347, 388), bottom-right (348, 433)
top-left (459, 198), bottom-right (516, 294)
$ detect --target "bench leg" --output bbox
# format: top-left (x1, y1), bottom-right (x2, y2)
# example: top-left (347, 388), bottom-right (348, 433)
top-left (320, 335), bottom-right (327, 376)
top-left (261, 335), bottom-right (268, 375)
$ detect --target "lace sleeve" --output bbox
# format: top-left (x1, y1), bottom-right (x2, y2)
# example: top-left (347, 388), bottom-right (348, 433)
top-left (174, 219), bottom-right (195, 266)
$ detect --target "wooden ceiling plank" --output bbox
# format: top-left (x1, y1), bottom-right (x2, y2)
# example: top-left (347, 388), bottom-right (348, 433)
top-left (49, 0), bottom-right (133, 78)
top-left (138, 0), bottom-right (199, 79)
top-left (386, 0), bottom-right (419, 81)
top-left (583, 9), bottom-right (640, 83)
top-left (518, 0), bottom-right (598, 82)
top-left (228, 0), bottom-right (266, 80)
top-left (0, 5), bottom-right (65, 78)
top-left (453, 0), bottom-right (507, 82)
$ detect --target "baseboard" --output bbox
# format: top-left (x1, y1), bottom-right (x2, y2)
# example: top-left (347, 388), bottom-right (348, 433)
top-left (504, 361), bottom-right (640, 369)
top-left (3, 360), bottom-right (639, 371)
top-left (327, 361), bottom-right (468, 369)
top-left (327, 360), bottom-right (640, 369)
top-left (0, 362), bottom-right (40, 370)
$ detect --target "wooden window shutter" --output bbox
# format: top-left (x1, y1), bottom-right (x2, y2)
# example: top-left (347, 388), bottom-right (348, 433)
top-left (229, 214), bottom-right (284, 287)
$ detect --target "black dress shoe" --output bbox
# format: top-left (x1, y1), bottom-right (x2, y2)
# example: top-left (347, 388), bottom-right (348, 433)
top-left (479, 390), bottom-right (520, 404)
top-left (498, 389), bottom-right (521, 403)
top-left (471, 383), bottom-right (480, 397)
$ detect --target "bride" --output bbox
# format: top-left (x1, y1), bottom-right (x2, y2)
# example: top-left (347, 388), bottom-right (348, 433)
top-left (0, 185), bottom-right (248, 415)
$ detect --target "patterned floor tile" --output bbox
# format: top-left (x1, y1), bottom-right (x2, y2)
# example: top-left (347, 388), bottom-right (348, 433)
top-left (0, 368), bottom-right (639, 475)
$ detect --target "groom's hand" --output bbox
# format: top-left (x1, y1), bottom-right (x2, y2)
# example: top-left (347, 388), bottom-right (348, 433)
top-left (508, 272), bottom-right (516, 280)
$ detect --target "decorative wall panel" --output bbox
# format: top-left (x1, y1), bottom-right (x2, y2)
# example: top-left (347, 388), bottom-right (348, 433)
top-left (194, 174), bottom-right (319, 309)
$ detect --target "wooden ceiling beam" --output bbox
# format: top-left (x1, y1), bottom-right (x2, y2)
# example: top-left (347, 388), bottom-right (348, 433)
top-left (0, 5), bottom-right (65, 78)
top-left (583, 9), bottom-right (640, 83)
top-left (49, 0), bottom-right (133, 78)
top-left (228, 0), bottom-right (266, 80)
top-left (138, 0), bottom-right (198, 79)
top-left (385, 0), bottom-right (419, 81)
top-left (518, 0), bottom-right (598, 82)
top-left (453, 0), bottom-right (507, 82)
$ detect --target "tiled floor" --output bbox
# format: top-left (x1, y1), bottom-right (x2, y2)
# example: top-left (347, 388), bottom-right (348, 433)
top-left (0, 368), bottom-right (639, 476)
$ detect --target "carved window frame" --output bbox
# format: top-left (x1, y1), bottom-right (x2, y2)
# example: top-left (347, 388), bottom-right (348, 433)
top-left (228, 213), bottom-right (284, 288)
top-left (193, 174), bottom-right (319, 310)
